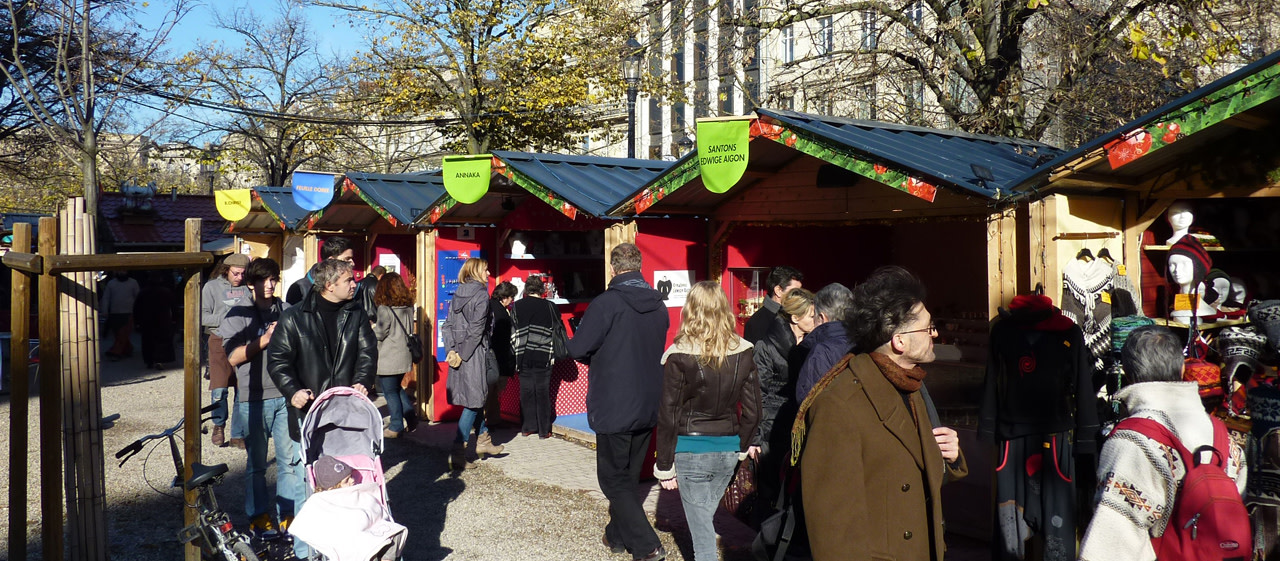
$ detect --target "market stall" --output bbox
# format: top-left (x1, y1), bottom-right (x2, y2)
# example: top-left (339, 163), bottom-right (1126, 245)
top-left (609, 108), bottom-right (1062, 537)
top-left (417, 151), bottom-right (675, 424)
top-left (225, 186), bottom-right (310, 289)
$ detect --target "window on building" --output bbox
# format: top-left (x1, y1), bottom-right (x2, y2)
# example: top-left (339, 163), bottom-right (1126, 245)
top-left (816, 16), bottom-right (833, 56)
top-left (904, 79), bottom-right (925, 122)
top-left (861, 11), bottom-right (878, 50)
top-left (780, 25), bottom-right (795, 63)
top-left (858, 83), bottom-right (877, 120)
top-left (905, 1), bottom-right (923, 36)
top-left (719, 79), bottom-right (735, 115)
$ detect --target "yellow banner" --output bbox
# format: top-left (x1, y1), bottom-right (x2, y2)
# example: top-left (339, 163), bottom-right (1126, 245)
top-left (215, 189), bottom-right (252, 221)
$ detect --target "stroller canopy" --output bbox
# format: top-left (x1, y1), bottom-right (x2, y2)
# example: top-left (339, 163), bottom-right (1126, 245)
top-left (301, 387), bottom-right (385, 463)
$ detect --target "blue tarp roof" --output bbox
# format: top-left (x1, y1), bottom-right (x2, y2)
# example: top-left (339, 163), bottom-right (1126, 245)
top-left (1006, 49), bottom-right (1280, 193)
top-left (343, 170), bottom-right (446, 225)
top-left (492, 151), bottom-right (675, 217)
top-left (253, 186), bottom-right (310, 230)
top-left (756, 108), bottom-right (1063, 199)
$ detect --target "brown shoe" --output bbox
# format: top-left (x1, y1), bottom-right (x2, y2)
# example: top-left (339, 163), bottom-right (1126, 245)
top-left (229, 438), bottom-right (246, 450)
top-left (602, 533), bottom-right (625, 554)
top-left (476, 432), bottom-right (504, 457)
top-left (383, 428), bottom-right (400, 439)
top-left (211, 425), bottom-right (226, 447)
top-left (635, 546), bottom-right (667, 561)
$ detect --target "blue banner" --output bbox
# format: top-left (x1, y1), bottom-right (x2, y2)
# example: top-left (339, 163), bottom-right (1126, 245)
top-left (291, 171), bottom-right (338, 211)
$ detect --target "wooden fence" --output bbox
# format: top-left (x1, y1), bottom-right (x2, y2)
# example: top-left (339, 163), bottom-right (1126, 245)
top-left (4, 198), bottom-right (212, 561)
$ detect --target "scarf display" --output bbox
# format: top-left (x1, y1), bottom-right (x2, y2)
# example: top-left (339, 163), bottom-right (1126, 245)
top-left (1062, 258), bottom-right (1115, 374)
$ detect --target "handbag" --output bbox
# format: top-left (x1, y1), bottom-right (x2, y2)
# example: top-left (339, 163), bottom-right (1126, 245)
top-left (720, 457), bottom-right (758, 525)
top-left (751, 466), bottom-right (811, 561)
top-left (547, 300), bottom-right (570, 361)
top-left (391, 309), bottom-right (424, 364)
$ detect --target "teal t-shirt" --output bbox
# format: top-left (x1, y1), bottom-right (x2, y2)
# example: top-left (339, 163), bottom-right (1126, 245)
top-left (675, 435), bottom-right (739, 454)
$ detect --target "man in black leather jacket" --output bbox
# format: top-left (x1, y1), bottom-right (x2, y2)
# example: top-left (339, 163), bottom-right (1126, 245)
top-left (268, 258), bottom-right (377, 430)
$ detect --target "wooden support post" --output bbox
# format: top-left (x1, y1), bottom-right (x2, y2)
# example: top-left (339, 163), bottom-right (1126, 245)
top-left (59, 198), bottom-right (106, 560)
top-left (183, 219), bottom-right (203, 561)
top-left (1123, 196), bottom-right (1173, 312)
top-left (603, 222), bottom-right (637, 284)
top-left (8, 222), bottom-right (31, 561)
top-left (37, 215), bottom-right (63, 561)
top-left (418, 229), bottom-right (436, 421)
top-left (987, 208), bottom-right (1018, 320)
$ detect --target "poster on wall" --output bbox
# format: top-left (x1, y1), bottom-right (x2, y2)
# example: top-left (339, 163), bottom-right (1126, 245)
top-left (654, 270), bottom-right (694, 308)
top-left (378, 253), bottom-right (401, 274)
top-left (436, 249), bottom-right (480, 361)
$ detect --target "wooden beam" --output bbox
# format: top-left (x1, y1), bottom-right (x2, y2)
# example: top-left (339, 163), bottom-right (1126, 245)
top-left (8, 223), bottom-right (31, 561)
top-left (1052, 172), bottom-right (1141, 189)
top-left (418, 229), bottom-right (436, 422)
top-left (1224, 112), bottom-right (1272, 131)
top-left (183, 219), bottom-right (202, 561)
top-left (1, 251), bottom-right (42, 273)
top-left (987, 208), bottom-right (1017, 320)
top-left (44, 252), bottom-right (212, 274)
top-left (37, 216), bottom-right (62, 561)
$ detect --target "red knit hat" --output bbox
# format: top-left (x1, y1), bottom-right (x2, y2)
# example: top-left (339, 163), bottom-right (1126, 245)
top-left (1183, 357), bottom-right (1222, 399)
top-left (1169, 235), bottom-right (1212, 286)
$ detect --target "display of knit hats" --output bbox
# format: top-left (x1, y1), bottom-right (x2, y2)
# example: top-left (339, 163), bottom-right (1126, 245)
top-left (1168, 235), bottom-right (1212, 286)
top-left (1217, 326), bottom-right (1268, 380)
top-left (1201, 269), bottom-right (1232, 308)
top-left (1111, 315), bottom-right (1155, 354)
top-left (1247, 384), bottom-right (1280, 507)
top-left (1220, 277), bottom-right (1249, 319)
top-left (1183, 357), bottom-right (1223, 399)
top-left (1250, 300), bottom-right (1280, 353)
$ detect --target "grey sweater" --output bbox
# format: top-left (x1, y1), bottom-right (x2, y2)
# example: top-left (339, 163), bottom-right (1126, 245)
top-left (373, 305), bottom-right (414, 376)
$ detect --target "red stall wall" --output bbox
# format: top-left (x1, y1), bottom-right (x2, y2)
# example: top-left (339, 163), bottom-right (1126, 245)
top-left (636, 218), bottom-right (709, 347)
top-left (369, 234), bottom-right (418, 289)
top-left (721, 224), bottom-right (893, 291)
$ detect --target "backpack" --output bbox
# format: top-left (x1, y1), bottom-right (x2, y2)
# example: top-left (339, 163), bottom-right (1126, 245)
top-left (1111, 416), bottom-right (1251, 561)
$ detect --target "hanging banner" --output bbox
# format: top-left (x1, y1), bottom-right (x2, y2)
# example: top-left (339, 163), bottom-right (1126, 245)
top-left (696, 120), bottom-right (750, 193)
top-left (291, 171), bottom-right (338, 211)
top-left (214, 188), bottom-right (252, 221)
top-left (442, 155), bottom-right (492, 204)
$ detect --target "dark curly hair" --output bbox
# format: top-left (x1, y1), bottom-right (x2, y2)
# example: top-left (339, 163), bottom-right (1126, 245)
top-left (845, 266), bottom-right (927, 353)
top-left (374, 272), bottom-right (414, 307)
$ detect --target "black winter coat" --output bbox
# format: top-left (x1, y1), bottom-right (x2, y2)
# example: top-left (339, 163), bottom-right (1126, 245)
top-left (267, 290), bottom-right (378, 419)
top-left (567, 271), bottom-right (669, 434)
top-left (656, 339), bottom-right (761, 472)
top-left (753, 317), bottom-right (798, 445)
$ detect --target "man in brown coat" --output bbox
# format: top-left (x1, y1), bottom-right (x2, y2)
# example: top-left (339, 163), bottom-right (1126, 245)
top-left (792, 266), bottom-right (967, 561)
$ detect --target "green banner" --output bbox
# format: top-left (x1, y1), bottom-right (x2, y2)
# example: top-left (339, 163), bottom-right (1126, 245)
top-left (696, 120), bottom-right (750, 193)
top-left (442, 155), bottom-right (492, 204)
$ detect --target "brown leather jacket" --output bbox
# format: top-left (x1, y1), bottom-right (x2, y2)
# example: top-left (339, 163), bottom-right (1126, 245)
top-left (655, 338), bottom-right (761, 473)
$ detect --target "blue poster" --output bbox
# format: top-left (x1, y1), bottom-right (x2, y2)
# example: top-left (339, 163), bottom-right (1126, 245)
top-left (436, 250), bottom-right (481, 361)
top-left (291, 171), bottom-right (338, 211)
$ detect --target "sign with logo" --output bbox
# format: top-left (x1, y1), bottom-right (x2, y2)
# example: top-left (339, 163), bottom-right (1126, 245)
top-left (442, 155), bottom-right (493, 204)
top-left (654, 270), bottom-right (694, 308)
top-left (696, 120), bottom-right (750, 193)
top-left (291, 171), bottom-right (338, 211)
top-left (214, 188), bottom-right (252, 221)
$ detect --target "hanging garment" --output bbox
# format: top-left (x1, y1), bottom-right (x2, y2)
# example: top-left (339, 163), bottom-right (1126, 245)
top-left (982, 294), bottom-right (1097, 561)
top-left (1062, 258), bottom-right (1115, 374)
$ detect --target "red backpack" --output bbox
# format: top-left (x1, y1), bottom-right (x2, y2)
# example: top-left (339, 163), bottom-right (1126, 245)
top-left (1112, 416), bottom-right (1251, 561)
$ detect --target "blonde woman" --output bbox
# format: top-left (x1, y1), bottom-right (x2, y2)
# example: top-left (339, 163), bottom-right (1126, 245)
top-left (442, 257), bottom-right (504, 469)
top-left (653, 281), bottom-right (761, 561)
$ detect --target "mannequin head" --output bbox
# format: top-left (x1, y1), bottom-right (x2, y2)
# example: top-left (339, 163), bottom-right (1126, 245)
top-left (1168, 254), bottom-right (1196, 289)
top-left (1167, 201), bottom-right (1194, 232)
top-left (1205, 272), bottom-right (1233, 309)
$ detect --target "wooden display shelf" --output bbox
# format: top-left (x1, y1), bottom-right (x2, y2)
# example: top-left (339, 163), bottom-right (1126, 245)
top-left (1149, 317), bottom-right (1250, 329)
top-left (1142, 244), bottom-right (1226, 251)
top-left (504, 254), bottom-right (603, 260)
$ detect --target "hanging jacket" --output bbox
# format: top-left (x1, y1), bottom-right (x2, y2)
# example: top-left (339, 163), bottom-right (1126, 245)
top-left (980, 294), bottom-right (1098, 449)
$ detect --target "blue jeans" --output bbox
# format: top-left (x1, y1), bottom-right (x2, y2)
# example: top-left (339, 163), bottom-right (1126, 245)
top-left (378, 375), bottom-right (413, 432)
top-left (455, 407), bottom-right (488, 444)
top-left (210, 387), bottom-right (244, 439)
top-left (236, 398), bottom-right (308, 558)
top-left (674, 451), bottom-right (740, 561)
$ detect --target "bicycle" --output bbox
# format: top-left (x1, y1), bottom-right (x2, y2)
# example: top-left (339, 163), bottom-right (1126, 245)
top-left (115, 404), bottom-right (261, 561)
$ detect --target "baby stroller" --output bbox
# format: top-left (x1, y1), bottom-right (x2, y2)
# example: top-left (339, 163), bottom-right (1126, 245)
top-left (288, 387), bottom-right (407, 561)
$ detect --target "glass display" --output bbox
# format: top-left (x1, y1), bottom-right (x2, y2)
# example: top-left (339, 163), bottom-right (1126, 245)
top-left (726, 267), bottom-right (769, 333)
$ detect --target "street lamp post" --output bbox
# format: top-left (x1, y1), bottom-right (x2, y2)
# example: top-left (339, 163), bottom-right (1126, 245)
top-left (622, 38), bottom-right (642, 159)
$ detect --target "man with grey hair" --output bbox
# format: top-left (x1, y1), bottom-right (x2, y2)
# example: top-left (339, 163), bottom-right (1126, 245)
top-left (1079, 325), bottom-right (1247, 561)
top-left (793, 283), bottom-right (854, 401)
top-left (568, 242), bottom-right (669, 561)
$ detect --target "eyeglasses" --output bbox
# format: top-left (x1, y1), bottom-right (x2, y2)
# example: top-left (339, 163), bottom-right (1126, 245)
top-left (897, 324), bottom-right (937, 336)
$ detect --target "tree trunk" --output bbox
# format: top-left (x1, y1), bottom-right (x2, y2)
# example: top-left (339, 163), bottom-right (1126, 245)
top-left (82, 134), bottom-right (98, 217)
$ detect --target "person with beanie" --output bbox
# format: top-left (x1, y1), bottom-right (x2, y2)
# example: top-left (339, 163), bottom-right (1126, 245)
top-left (1167, 234), bottom-right (1215, 322)
top-left (201, 253), bottom-right (252, 447)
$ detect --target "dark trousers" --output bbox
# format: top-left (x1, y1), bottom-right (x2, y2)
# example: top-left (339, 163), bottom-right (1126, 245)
top-left (597, 429), bottom-right (661, 557)
top-left (519, 365), bottom-right (552, 435)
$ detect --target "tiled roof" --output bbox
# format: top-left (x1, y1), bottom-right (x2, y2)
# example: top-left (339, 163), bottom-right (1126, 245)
top-left (99, 192), bottom-right (227, 247)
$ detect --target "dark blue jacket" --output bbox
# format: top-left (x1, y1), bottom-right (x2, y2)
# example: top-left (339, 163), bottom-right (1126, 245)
top-left (794, 321), bottom-right (852, 403)
top-left (567, 271), bottom-right (669, 433)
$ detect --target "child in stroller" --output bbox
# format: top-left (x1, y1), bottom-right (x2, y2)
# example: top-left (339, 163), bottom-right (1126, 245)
top-left (288, 387), bottom-right (407, 561)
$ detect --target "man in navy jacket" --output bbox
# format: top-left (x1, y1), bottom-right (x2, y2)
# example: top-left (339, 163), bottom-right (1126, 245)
top-left (567, 242), bottom-right (669, 561)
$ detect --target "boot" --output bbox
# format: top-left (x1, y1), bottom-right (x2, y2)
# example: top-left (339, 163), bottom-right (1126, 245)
top-left (210, 425), bottom-right (226, 447)
top-left (449, 443), bottom-right (468, 471)
top-left (476, 432), bottom-right (504, 458)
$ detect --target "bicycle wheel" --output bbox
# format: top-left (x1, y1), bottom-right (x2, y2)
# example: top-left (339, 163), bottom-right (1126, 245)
top-left (226, 539), bottom-right (260, 561)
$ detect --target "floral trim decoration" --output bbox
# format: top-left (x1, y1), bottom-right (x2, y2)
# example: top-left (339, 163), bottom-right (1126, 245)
top-left (492, 156), bottom-right (580, 220)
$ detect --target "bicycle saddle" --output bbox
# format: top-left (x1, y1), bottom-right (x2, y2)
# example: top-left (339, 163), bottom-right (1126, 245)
top-left (185, 462), bottom-right (229, 491)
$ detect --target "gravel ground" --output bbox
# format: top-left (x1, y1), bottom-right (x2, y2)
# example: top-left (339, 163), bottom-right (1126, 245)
top-left (0, 342), bottom-right (723, 561)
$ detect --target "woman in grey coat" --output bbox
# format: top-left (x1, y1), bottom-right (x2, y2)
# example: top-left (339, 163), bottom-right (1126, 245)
top-left (443, 257), bottom-right (504, 469)
top-left (373, 271), bottom-right (418, 438)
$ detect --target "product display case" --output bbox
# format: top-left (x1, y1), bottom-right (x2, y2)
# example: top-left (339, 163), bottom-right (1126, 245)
top-left (726, 267), bottom-right (769, 333)
top-left (501, 230), bottom-right (607, 304)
